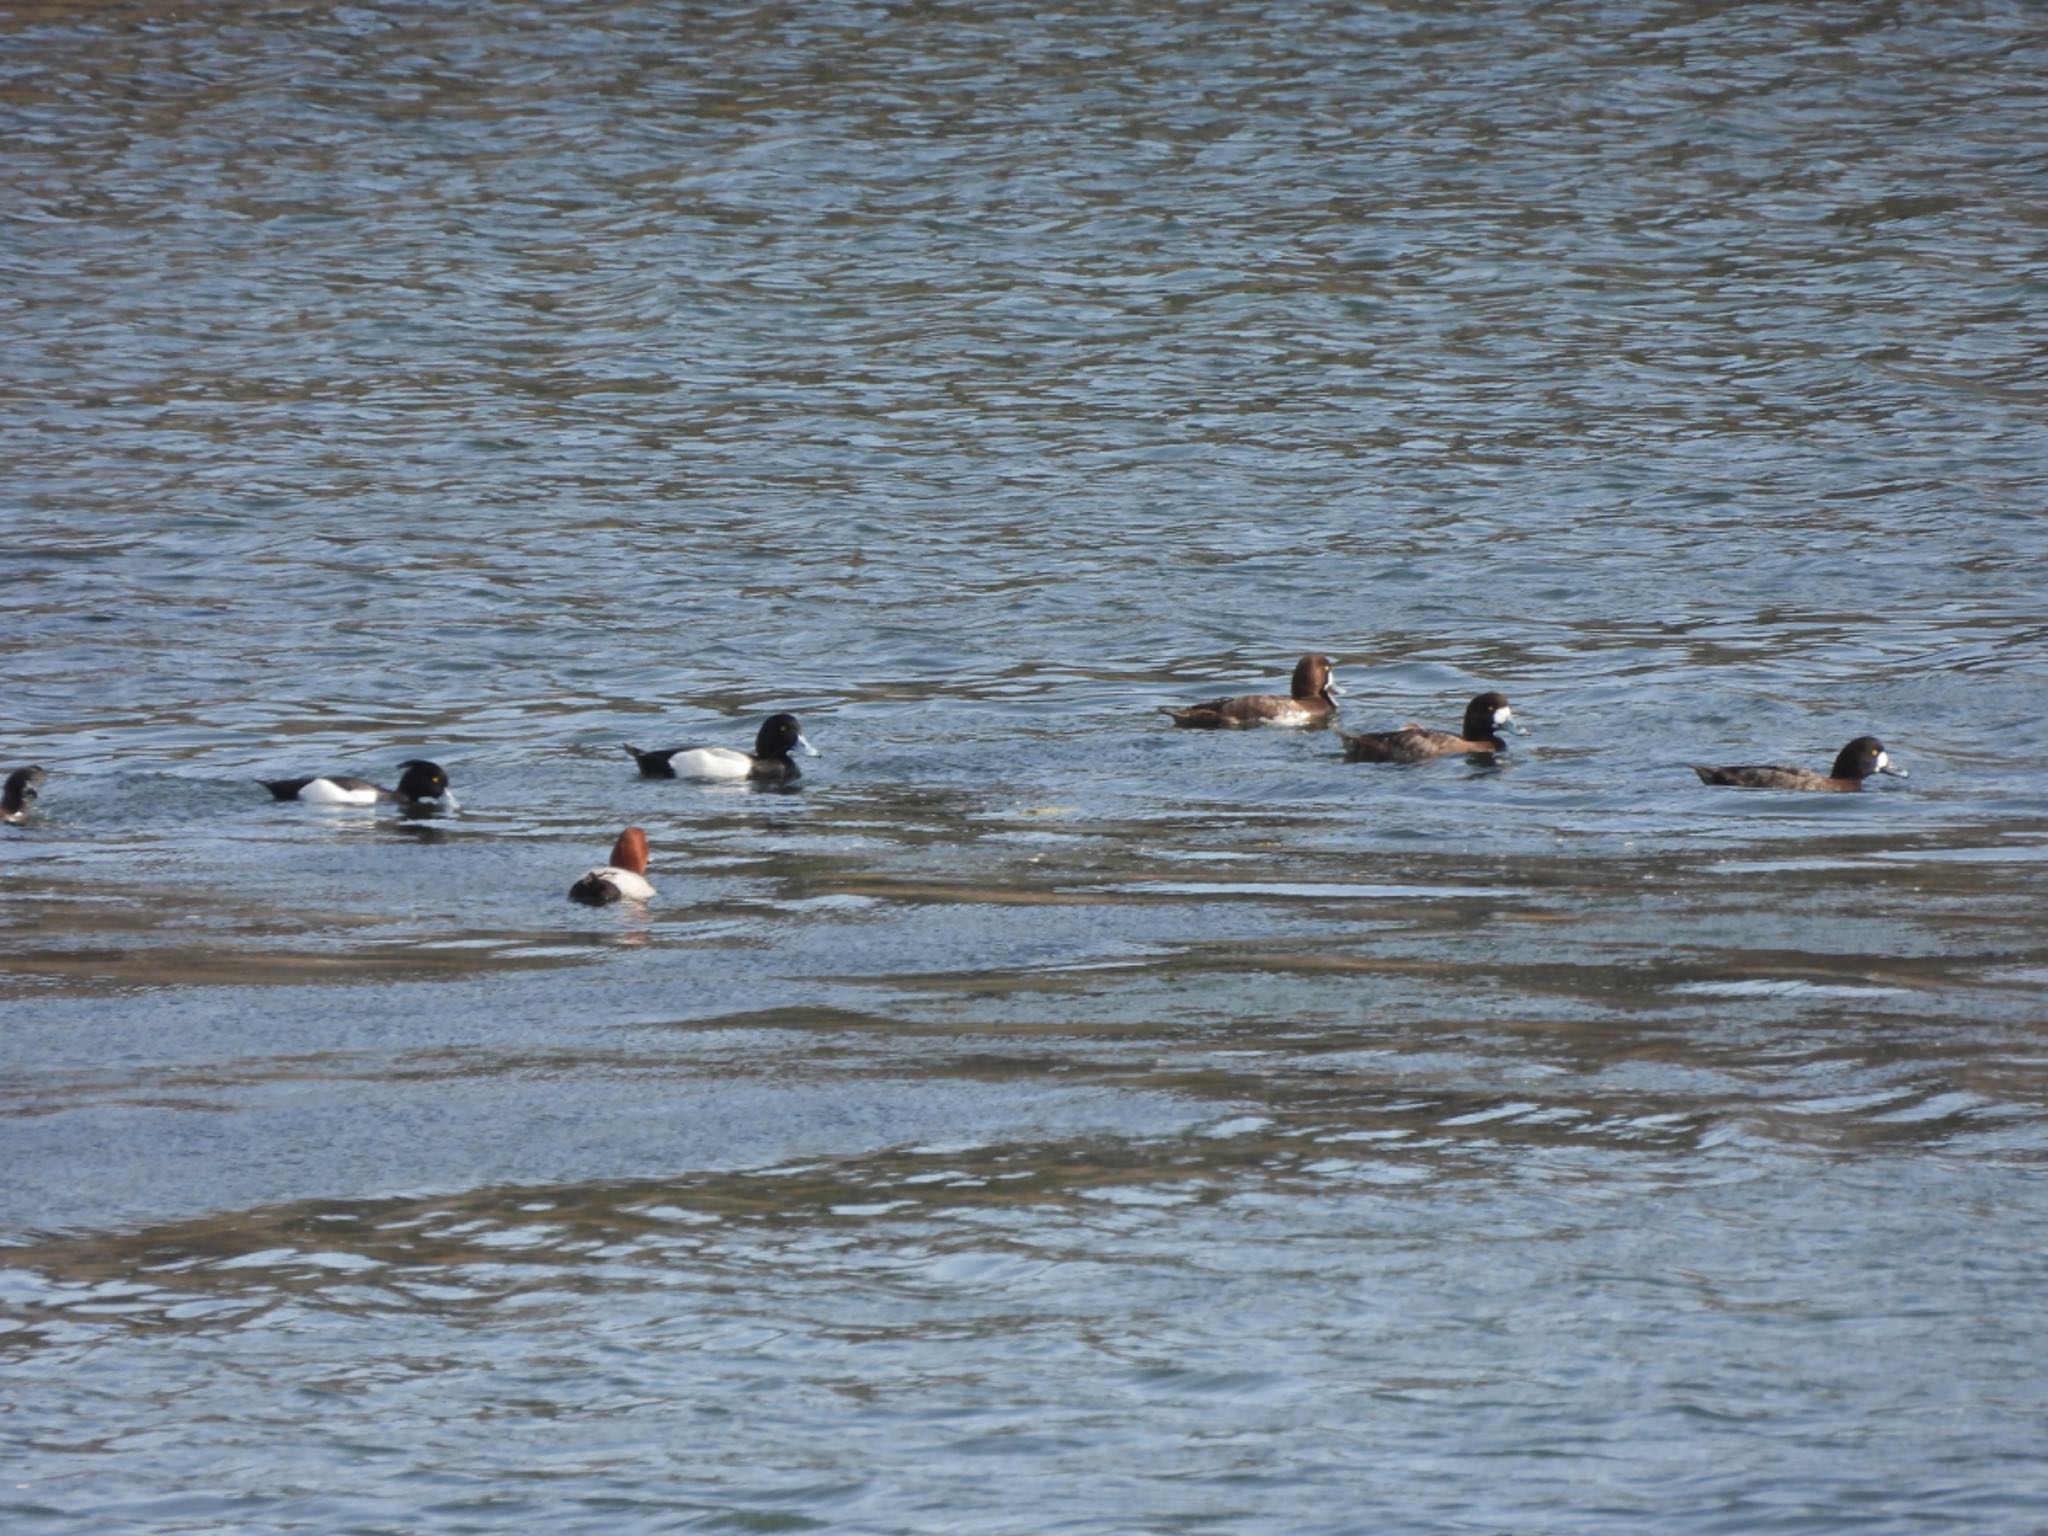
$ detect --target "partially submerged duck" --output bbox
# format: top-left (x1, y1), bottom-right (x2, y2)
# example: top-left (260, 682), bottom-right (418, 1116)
top-left (2, 766), bottom-right (46, 825)
top-left (258, 759), bottom-right (458, 809)
top-left (1340, 692), bottom-right (1520, 763)
top-left (569, 827), bottom-right (654, 905)
top-left (624, 713), bottom-right (818, 784)
top-left (1160, 653), bottom-right (1343, 728)
top-left (1693, 736), bottom-right (1906, 792)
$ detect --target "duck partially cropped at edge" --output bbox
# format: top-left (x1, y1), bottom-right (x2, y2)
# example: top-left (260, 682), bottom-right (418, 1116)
top-left (569, 827), bottom-right (654, 905)
top-left (3, 766), bottom-right (47, 825)
top-left (624, 712), bottom-right (819, 784)
top-left (1340, 692), bottom-right (1521, 763)
top-left (1693, 736), bottom-right (1906, 792)
top-left (258, 759), bottom-right (458, 809)
top-left (1160, 653), bottom-right (1343, 728)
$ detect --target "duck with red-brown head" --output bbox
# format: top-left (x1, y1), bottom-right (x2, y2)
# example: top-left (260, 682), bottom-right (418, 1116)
top-left (1693, 736), bottom-right (1906, 792)
top-left (1161, 653), bottom-right (1343, 729)
top-left (1341, 691), bottom-right (1521, 763)
top-left (569, 827), bottom-right (655, 905)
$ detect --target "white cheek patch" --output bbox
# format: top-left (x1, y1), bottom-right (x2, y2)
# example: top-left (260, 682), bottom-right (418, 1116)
top-left (1876, 752), bottom-right (1890, 772)
top-left (1493, 706), bottom-right (1513, 727)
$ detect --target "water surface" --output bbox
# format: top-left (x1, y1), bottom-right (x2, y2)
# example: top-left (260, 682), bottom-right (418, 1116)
top-left (4, 2), bottom-right (2047, 1531)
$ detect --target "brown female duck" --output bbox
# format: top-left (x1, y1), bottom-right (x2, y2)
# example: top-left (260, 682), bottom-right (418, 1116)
top-left (1340, 692), bottom-right (1519, 763)
top-left (1693, 736), bottom-right (1906, 792)
top-left (1161, 653), bottom-right (1343, 729)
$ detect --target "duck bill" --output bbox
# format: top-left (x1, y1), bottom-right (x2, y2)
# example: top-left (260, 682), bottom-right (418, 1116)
top-left (796, 734), bottom-right (820, 758)
top-left (1877, 756), bottom-right (1907, 779)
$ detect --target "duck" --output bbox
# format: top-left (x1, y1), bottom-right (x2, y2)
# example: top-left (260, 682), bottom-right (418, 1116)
top-left (569, 827), bottom-right (654, 905)
top-left (258, 759), bottom-right (458, 808)
top-left (2, 766), bottom-right (46, 825)
top-left (1340, 692), bottom-right (1520, 763)
top-left (624, 713), bottom-right (819, 784)
top-left (1160, 653), bottom-right (1343, 728)
top-left (1693, 736), bottom-right (1906, 792)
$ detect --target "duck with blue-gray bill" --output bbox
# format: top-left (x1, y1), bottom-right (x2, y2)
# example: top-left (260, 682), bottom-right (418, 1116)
top-left (258, 759), bottom-right (458, 808)
top-left (1160, 653), bottom-right (1343, 728)
top-left (624, 713), bottom-right (819, 784)
top-left (1693, 736), bottom-right (1905, 792)
top-left (1340, 692), bottom-right (1521, 763)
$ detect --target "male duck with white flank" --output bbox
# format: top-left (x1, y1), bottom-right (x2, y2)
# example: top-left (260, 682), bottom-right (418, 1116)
top-left (569, 827), bottom-right (655, 905)
top-left (258, 759), bottom-right (458, 809)
top-left (624, 713), bottom-right (819, 784)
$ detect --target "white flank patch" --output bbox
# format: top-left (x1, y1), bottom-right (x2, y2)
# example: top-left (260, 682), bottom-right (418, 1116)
top-left (669, 746), bottom-right (754, 780)
top-left (588, 868), bottom-right (655, 901)
top-left (297, 778), bottom-right (379, 805)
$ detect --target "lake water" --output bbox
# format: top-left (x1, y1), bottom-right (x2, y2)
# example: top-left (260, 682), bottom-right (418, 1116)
top-left (4, 2), bottom-right (2047, 1531)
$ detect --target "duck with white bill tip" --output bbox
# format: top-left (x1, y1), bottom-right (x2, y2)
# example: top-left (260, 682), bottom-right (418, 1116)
top-left (1693, 736), bottom-right (1906, 792)
top-left (624, 713), bottom-right (819, 784)
top-left (1340, 692), bottom-right (1524, 763)
top-left (258, 759), bottom-right (459, 809)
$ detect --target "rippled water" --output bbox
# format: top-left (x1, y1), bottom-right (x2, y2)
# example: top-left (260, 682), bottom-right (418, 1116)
top-left (5, 2), bottom-right (2048, 1531)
